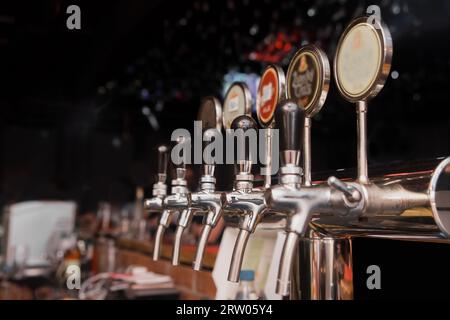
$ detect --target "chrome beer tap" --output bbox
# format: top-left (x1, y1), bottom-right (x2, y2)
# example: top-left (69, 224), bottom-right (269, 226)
top-left (144, 145), bottom-right (169, 223)
top-left (153, 137), bottom-right (190, 261)
top-left (286, 45), bottom-right (330, 187)
top-left (171, 96), bottom-right (223, 267)
top-left (192, 82), bottom-right (255, 273)
top-left (190, 130), bottom-right (224, 271)
top-left (221, 115), bottom-right (269, 283)
top-left (266, 17), bottom-right (443, 299)
top-left (192, 83), bottom-right (253, 271)
top-left (265, 100), bottom-right (363, 297)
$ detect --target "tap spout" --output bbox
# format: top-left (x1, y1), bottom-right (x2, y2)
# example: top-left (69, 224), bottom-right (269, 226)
top-left (227, 229), bottom-right (251, 282)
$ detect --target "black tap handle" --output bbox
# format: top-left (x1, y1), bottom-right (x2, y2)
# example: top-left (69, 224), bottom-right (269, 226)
top-left (230, 115), bottom-right (258, 163)
top-left (157, 145), bottom-right (169, 176)
top-left (275, 99), bottom-right (305, 152)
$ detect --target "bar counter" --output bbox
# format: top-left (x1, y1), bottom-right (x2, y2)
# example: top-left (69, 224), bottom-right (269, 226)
top-left (111, 238), bottom-right (219, 300)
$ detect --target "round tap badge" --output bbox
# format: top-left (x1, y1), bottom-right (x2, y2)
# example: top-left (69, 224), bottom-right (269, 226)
top-left (334, 16), bottom-right (392, 102)
top-left (256, 65), bottom-right (286, 127)
top-left (222, 82), bottom-right (252, 129)
top-left (286, 45), bottom-right (330, 117)
top-left (197, 96), bottom-right (222, 130)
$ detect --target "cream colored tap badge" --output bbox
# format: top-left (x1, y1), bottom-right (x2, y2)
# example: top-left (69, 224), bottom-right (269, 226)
top-left (334, 16), bottom-right (392, 102)
top-left (222, 82), bottom-right (252, 129)
top-left (336, 23), bottom-right (381, 98)
top-left (256, 65), bottom-right (285, 127)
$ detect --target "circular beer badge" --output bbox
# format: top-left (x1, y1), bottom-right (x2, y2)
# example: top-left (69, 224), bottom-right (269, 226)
top-left (336, 23), bottom-right (381, 98)
top-left (287, 45), bottom-right (330, 117)
top-left (197, 96), bottom-right (222, 130)
top-left (256, 65), bottom-right (285, 127)
top-left (222, 82), bottom-right (252, 129)
top-left (334, 17), bottom-right (392, 102)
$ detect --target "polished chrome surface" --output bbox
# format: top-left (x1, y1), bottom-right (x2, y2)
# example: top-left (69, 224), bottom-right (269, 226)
top-left (144, 144), bottom-right (169, 213)
top-left (277, 231), bottom-right (298, 295)
top-left (188, 190), bottom-right (223, 270)
top-left (268, 157), bottom-right (450, 297)
top-left (153, 209), bottom-right (171, 261)
top-left (296, 231), bottom-right (353, 300)
top-left (171, 208), bottom-right (193, 265)
top-left (153, 164), bottom-right (189, 261)
top-left (327, 176), bottom-right (361, 203)
top-left (222, 188), bottom-right (268, 282)
top-left (264, 128), bottom-right (274, 189)
top-left (303, 117), bottom-right (312, 186)
top-left (228, 229), bottom-right (251, 282)
top-left (356, 101), bottom-right (369, 184)
top-left (193, 224), bottom-right (212, 271)
top-left (429, 157), bottom-right (450, 237)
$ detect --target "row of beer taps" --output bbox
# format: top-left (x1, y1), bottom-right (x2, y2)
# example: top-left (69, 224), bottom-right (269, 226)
top-left (143, 16), bottom-right (442, 297)
top-left (143, 97), bottom-right (428, 297)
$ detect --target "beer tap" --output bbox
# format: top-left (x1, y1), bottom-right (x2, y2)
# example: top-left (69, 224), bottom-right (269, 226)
top-left (256, 65), bottom-right (286, 189)
top-left (265, 100), bottom-right (363, 296)
top-left (171, 96), bottom-right (223, 267)
top-left (192, 84), bottom-right (252, 270)
top-left (153, 137), bottom-right (190, 261)
top-left (189, 129), bottom-right (224, 270)
top-left (144, 144), bottom-right (169, 222)
top-left (267, 17), bottom-right (435, 298)
top-left (286, 45), bottom-right (330, 187)
top-left (222, 115), bottom-right (269, 283)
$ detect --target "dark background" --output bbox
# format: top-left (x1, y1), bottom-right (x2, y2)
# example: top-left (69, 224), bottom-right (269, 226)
top-left (1, 0), bottom-right (449, 211)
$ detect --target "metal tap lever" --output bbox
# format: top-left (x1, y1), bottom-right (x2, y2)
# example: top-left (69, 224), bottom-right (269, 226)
top-left (145, 144), bottom-right (169, 210)
top-left (157, 145), bottom-right (168, 181)
top-left (327, 176), bottom-right (361, 203)
top-left (271, 101), bottom-right (307, 295)
top-left (153, 139), bottom-right (189, 262)
top-left (275, 100), bottom-right (305, 186)
top-left (153, 144), bottom-right (169, 198)
top-left (275, 99), bottom-right (304, 154)
top-left (173, 129), bottom-right (220, 266)
top-left (226, 115), bottom-right (264, 282)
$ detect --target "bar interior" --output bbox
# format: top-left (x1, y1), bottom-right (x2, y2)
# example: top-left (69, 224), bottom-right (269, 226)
top-left (0, 0), bottom-right (449, 300)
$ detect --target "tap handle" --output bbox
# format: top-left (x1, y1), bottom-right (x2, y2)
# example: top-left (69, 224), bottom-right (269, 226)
top-left (327, 176), bottom-right (361, 202)
top-left (157, 145), bottom-right (169, 177)
top-left (275, 99), bottom-right (305, 152)
top-left (230, 115), bottom-right (258, 165)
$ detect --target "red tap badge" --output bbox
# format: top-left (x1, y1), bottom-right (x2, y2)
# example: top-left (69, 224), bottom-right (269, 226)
top-left (257, 66), bottom-right (281, 127)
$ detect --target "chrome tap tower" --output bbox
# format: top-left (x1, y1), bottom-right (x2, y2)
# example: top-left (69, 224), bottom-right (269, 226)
top-left (144, 15), bottom-right (450, 300)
